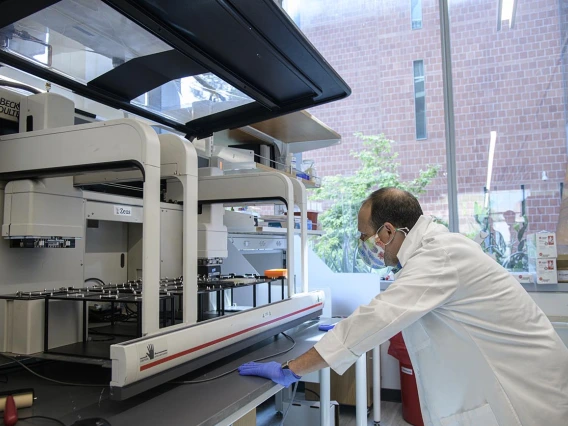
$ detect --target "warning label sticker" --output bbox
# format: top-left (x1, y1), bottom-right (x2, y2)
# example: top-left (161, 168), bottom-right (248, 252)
top-left (138, 337), bottom-right (169, 368)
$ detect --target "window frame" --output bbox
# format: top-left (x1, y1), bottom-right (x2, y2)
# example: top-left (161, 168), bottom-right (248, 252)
top-left (411, 0), bottom-right (423, 30)
top-left (413, 59), bottom-right (428, 140)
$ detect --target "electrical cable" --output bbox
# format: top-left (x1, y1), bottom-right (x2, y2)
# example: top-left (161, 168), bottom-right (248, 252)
top-left (0, 79), bottom-right (42, 94)
top-left (172, 332), bottom-right (296, 384)
top-left (304, 388), bottom-right (320, 399)
top-left (0, 356), bottom-right (34, 370)
top-left (84, 277), bottom-right (105, 286)
top-left (0, 353), bottom-right (107, 387)
top-left (18, 415), bottom-right (66, 426)
top-left (89, 336), bottom-right (115, 342)
top-left (125, 303), bottom-right (138, 315)
top-left (280, 381), bottom-right (298, 426)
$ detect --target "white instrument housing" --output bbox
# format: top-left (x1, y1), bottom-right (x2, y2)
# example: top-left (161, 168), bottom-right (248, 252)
top-left (110, 291), bottom-right (324, 399)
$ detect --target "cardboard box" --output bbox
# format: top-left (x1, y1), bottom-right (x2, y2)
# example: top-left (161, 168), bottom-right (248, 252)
top-left (283, 400), bottom-right (339, 426)
top-left (528, 232), bottom-right (558, 258)
top-left (556, 254), bottom-right (568, 271)
top-left (557, 270), bottom-right (568, 283)
top-left (529, 258), bottom-right (558, 284)
top-left (306, 352), bottom-right (374, 407)
top-left (233, 408), bottom-right (256, 426)
top-left (509, 272), bottom-right (534, 284)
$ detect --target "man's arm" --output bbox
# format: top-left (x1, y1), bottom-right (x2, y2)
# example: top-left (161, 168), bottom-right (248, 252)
top-left (240, 245), bottom-right (458, 384)
top-left (288, 347), bottom-right (328, 376)
top-left (313, 246), bottom-right (458, 375)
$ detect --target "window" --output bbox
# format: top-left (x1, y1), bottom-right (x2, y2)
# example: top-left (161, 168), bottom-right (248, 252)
top-left (414, 60), bottom-right (427, 140)
top-left (450, 0), bottom-right (566, 278)
top-left (411, 0), bottom-right (423, 30)
top-left (279, 0), bottom-right (568, 289)
top-left (280, 1), bottom-right (448, 274)
top-left (282, 0), bottom-right (301, 26)
top-left (497, 0), bottom-right (517, 31)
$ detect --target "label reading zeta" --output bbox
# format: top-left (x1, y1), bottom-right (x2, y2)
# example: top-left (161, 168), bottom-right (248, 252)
top-left (114, 205), bottom-right (132, 216)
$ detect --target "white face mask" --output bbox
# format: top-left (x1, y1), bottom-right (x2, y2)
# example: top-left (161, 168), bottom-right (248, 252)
top-left (357, 225), bottom-right (409, 269)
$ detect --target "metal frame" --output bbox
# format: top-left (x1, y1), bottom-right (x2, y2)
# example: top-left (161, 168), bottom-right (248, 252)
top-left (42, 295), bottom-right (176, 359)
top-left (198, 172), bottom-right (296, 295)
top-left (290, 178), bottom-right (309, 292)
top-left (0, 119), bottom-right (163, 334)
top-left (439, 0), bottom-right (459, 233)
top-left (413, 59), bottom-right (428, 141)
top-left (75, 133), bottom-right (200, 324)
top-left (196, 278), bottom-right (285, 320)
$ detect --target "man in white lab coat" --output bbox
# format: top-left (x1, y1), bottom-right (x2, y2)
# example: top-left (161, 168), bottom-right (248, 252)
top-left (239, 187), bottom-right (568, 425)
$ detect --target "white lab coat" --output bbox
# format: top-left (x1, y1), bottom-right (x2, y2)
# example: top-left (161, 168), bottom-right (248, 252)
top-left (314, 216), bottom-right (568, 426)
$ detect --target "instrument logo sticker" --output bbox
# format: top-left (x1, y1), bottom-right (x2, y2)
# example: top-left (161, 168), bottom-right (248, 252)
top-left (138, 337), bottom-right (168, 367)
top-left (0, 95), bottom-right (20, 122)
top-left (114, 205), bottom-right (132, 216)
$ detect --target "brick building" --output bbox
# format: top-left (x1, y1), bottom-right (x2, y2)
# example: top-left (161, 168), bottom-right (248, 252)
top-left (288, 0), bottom-right (567, 236)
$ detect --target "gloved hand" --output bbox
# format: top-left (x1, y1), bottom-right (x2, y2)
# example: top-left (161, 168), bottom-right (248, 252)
top-left (238, 361), bottom-right (301, 388)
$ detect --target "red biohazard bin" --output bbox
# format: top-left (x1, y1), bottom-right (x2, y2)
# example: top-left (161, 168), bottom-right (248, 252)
top-left (388, 332), bottom-right (425, 426)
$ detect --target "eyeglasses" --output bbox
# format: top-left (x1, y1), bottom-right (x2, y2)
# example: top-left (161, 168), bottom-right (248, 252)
top-left (358, 231), bottom-right (377, 242)
top-left (358, 226), bottom-right (409, 242)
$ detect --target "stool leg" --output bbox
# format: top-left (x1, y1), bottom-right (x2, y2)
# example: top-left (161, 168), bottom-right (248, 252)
top-left (319, 367), bottom-right (331, 425)
top-left (373, 346), bottom-right (381, 425)
top-left (355, 355), bottom-right (368, 426)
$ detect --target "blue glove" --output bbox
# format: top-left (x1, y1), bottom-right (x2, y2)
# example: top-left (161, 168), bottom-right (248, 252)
top-left (318, 324), bottom-right (335, 331)
top-left (238, 361), bottom-right (301, 388)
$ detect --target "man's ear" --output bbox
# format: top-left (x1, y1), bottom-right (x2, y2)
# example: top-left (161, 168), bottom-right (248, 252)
top-left (383, 222), bottom-right (395, 236)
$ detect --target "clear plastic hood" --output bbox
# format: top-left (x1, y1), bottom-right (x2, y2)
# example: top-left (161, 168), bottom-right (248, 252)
top-left (0, 0), bottom-right (253, 124)
top-left (0, 0), bottom-right (350, 138)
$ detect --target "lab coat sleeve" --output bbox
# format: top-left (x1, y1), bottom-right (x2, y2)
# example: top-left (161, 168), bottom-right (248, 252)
top-left (314, 245), bottom-right (458, 375)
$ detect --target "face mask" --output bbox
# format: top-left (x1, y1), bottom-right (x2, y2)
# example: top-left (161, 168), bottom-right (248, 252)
top-left (357, 225), bottom-right (408, 269)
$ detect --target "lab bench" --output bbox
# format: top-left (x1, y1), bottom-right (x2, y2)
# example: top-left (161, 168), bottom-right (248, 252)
top-left (1, 319), bottom-right (331, 426)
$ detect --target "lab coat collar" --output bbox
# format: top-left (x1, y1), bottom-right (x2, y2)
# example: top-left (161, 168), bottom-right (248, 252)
top-left (396, 215), bottom-right (447, 269)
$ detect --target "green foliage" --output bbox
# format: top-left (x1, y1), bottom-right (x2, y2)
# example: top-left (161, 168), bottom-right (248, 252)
top-left (473, 201), bottom-right (528, 271)
top-left (309, 133), bottom-right (440, 273)
top-left (502, 218), bottom-right (529, 271)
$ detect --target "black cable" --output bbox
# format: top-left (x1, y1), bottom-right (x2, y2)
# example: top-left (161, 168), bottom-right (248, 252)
top-left (304, 388), bottom-right (320, 399)
top-left (0, 79), bottom-right (41, 94)
top-left (89, 336), bottom-right (115, 342)
top-left (84, 277), bottom-right (105, 286)
top-left (172, 332), bottom-right (297, 384)
top-left (0, 356), bottom-right (34, 371)
top-left (19, 416), bottom-right (66, 426)
top-left (0, 353), bottom-right (107, 387)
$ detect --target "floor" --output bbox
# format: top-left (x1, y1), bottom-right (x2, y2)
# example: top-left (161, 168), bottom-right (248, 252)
top-left (256, 393), bottom-right (412, 426)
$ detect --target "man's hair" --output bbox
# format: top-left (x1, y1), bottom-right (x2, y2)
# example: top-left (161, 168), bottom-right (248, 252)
top-left (363, 187), bottom-right (423, 231)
